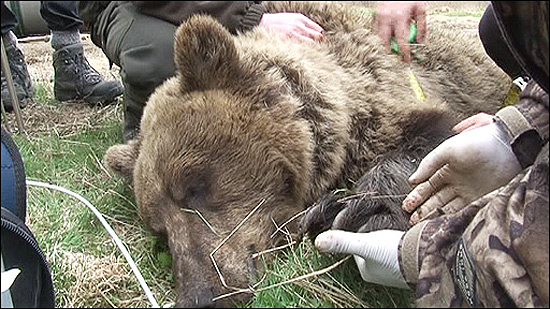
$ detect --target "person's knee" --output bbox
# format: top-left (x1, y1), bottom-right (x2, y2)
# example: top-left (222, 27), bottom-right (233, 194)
top-left (100, 2), bottom-right (177, 98)
top-left (121, 44), bottom-right (176, 94)
top-left (119, 42), bottom-right (176, 128)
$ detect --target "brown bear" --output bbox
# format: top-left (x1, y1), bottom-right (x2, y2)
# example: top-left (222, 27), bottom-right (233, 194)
top-left (103, 1), bottom-right (511, 307)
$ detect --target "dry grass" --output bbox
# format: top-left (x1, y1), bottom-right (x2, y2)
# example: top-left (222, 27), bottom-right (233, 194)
top-left (4, 100), bottom-right (122, 137)
top-left (3, 34), bottom-right (123, 136)
top-left (56, 250), bottom-right (141, 308)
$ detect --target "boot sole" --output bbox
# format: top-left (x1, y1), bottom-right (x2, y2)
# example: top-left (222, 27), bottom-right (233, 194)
top-left (55, 84), bottom-right (124, 104)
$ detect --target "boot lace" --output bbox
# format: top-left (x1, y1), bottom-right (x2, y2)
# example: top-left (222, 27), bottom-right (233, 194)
top-left (71, 51), bottom-right (102, 85)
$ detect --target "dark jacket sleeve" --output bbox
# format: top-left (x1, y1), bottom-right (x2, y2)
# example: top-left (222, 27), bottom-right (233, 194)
top-left (491, 1), bottom-right (549, 93)
top-left (130, 1), bottom-right (265, 34)
top-left (488, 1), bottom-right (549, 169)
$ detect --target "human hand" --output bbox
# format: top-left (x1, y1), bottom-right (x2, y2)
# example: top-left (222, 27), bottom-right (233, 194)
top-left (452, 113), bottom-right (494, 133)
top-left (375, 1), bottom-right (427, 62)
top-left (259, 13), bottom-right (324, 43)
top-left (315, 229), bottom-right (409, 289)
top-left (402, 122), bottom-right (522, 225)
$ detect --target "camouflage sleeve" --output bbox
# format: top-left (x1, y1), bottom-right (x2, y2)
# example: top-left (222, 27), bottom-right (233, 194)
top-left (513, 81), bottom-right (549, 141)
top-left (494, 81), bottom-right (548, 168)
top-left (399, 143), bottom-right (549, 307)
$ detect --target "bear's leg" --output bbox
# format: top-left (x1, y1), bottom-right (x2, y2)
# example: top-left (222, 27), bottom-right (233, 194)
top-left (331, 153), bottom-right (416, 234)
top-left (300, 109), bottom-right (455, 240)
top-left (300, 153), bottom-right (416, 240)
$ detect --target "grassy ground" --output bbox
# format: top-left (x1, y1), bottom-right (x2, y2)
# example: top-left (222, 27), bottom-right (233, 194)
top-left (2, 3), bottom-right (485, 308)
top-left (7, 96), bottom-right (177, 307)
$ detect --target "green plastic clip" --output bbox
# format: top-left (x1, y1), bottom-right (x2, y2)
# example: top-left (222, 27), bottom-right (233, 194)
top-left (391, 24), bottom-right (417, 54)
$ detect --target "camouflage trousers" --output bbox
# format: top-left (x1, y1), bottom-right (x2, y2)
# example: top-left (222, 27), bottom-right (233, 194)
top-left (412, 143), bottom-right (548, 307)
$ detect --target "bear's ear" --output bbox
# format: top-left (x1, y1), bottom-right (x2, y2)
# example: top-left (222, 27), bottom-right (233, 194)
top-left (103, 139), bottom-right (141, 182)
top-left (174, 15), bottom-right (241, 92)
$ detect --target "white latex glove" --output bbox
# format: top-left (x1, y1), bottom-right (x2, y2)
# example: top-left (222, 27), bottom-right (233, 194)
top-left (259, 13), bottom-right (324, 43)
top-left (315, 229), bottom-right (409, 289)
top-left (402, 121), bottom-right (522, 224)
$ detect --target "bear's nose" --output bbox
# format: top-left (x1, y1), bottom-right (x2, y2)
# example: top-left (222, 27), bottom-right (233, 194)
top-left (177, 288), bottom-right (217, 308)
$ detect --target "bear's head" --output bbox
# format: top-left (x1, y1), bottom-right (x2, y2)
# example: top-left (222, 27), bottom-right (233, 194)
top-left (104, 15), bottom-right (313, 307)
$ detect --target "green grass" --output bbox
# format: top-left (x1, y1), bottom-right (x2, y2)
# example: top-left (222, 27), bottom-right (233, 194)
top-left (13, 120), bottom-right (174, 307)
top-left (31, 80), bottom-right (57, 106)
top-left (247, 240), bottom-right (414, 308)
top-left (7, 81), bottom-right (176, 307)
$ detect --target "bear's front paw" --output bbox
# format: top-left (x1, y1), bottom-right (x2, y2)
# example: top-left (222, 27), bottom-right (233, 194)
top-left (298, 190), bottom-right (348, 241)
top-left (330, 192), bottom-right (411, 233)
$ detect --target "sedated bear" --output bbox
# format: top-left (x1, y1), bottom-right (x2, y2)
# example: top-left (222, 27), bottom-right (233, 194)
top-left (103, 2), bottom-right (511, 307)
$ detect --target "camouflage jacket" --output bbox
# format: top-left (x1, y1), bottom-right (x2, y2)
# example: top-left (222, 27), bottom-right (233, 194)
top-left (398, 2), bottom-right (548, 307)
top-left (399, 144), bottom-right (548, 307)
top-left (398, 50), bottom-right (549, 309)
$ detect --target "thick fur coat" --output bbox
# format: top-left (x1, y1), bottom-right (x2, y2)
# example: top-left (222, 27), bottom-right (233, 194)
top-left (103, 2), bottom-right (511, 307)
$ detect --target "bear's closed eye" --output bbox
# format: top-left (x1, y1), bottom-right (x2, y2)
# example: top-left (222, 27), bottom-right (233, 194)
top-left (187, 182), bottom-right (208, 202)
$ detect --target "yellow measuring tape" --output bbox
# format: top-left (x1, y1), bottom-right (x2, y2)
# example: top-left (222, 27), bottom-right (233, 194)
top-left (409, 68), bottom-right (426, 102)
top-left (395, 23), bottom-right (514, 107)
top-left (391, 24), bottom-right (427, 102)
top-left (502, 84), bottom-right (521, 107)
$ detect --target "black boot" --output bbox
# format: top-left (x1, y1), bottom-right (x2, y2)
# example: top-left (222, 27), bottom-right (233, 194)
top-left (1, 42), bottom-right (33, 111)
top-left (53, 43), bottom-right (123, 104)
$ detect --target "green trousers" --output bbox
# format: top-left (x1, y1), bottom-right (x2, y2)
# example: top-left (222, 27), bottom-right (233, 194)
top-left (91, 1), bottom-right (177, 141)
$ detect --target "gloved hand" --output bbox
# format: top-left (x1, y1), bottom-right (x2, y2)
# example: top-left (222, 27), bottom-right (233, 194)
top-left (402, 121), bottom-right (522, 224)
top-left (315, 229), bottom-right (409, 289)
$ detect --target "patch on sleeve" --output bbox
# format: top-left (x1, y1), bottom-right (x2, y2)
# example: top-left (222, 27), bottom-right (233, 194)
top-left (453, 238), bottom-right (477, 307)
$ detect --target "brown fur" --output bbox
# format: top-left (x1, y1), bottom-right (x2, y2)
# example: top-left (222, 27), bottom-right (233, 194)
top-left (103, 2), bottom-right (511, 307)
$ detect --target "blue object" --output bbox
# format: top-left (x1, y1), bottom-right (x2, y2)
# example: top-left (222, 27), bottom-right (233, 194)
top-left (1, 126), bottom-right (56, 308)
top-left (1, 126), bottom-right (26, 221)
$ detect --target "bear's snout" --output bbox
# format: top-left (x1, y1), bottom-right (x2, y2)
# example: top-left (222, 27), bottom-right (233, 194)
top-left (176, 288), bottom-right (216, 308)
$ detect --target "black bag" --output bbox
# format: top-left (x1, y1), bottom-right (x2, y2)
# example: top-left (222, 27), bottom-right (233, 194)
top-left (1, 126), bottom-right (55, 308)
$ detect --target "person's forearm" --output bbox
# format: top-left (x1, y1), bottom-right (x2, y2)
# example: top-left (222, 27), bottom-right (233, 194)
top-left (495, 81), bottom-right (548, 168)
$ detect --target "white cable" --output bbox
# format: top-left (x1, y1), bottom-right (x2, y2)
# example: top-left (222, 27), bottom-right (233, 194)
top-left (26, 179), bottom-right (160, 308)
